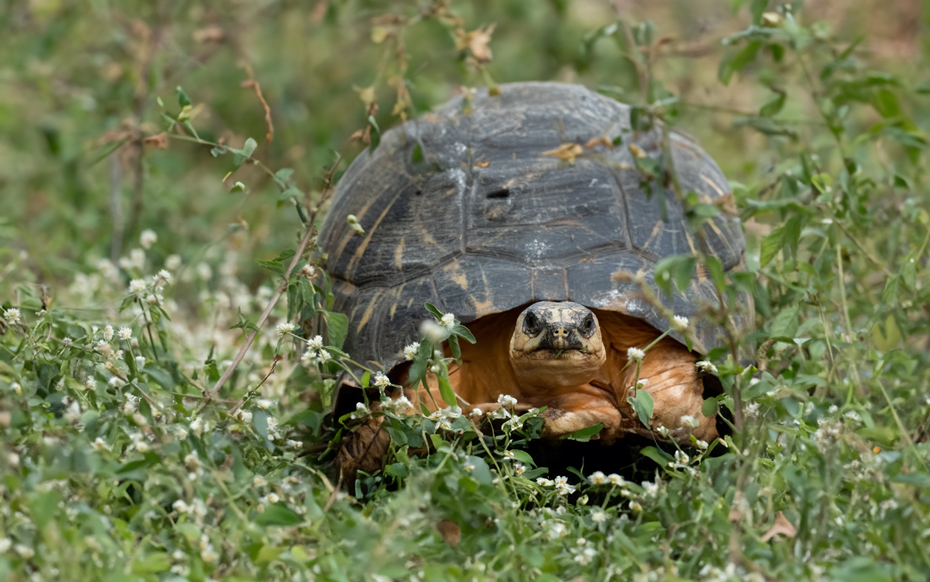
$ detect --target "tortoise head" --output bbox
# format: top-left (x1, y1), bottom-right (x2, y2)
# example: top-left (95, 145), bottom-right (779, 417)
top-left (509, 301), bottom-right (607, 390)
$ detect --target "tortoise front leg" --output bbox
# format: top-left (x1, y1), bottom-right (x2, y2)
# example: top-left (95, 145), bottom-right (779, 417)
top-left (628, 342), bottom-right (719, 443)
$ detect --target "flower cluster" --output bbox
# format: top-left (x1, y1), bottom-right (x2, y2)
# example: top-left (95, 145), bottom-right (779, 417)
top-left (301, 335), bottom-right (332, 365)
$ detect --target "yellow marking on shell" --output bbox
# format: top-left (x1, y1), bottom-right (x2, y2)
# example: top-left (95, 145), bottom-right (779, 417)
top-left (443, 260), bottom-right (468, 291)
top-left (471, 297), bottom-right (495, 315)
top-left (395, 238), bottom-right (405, 270)
top-left (703, 218), bottom-right (729, 251)
top-left (683, 231), bottom-right (707, 282)
top-left (389, 284), bottom-right (405, 319)
top-left (356, 293), bottom-right (380, 333)
top-left (642, 220), bottom-right (665, 252)
top-left (699, 174), bottom-right (726, 197)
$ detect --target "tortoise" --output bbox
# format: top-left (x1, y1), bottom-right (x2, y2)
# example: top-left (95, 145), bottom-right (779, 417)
top-left (318, 82), bottom-right (752, 477)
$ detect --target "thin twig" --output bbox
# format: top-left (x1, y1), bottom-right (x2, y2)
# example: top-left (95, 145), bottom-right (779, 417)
top-left (196, 225), bottom-right (316, 413)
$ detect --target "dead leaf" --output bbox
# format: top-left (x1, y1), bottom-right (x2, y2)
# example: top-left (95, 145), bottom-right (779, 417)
top-left (193, 27), bottom-right (225, 43)
top-left (584, 135), bottom-right (614, 149)
top-left (760, 511), bottom-right (796, 542)
top-left (542, 143), bottom-right (583, 164)
top-left (456, 24), bottom-right (496, 63)
top-left (436, 520), bottom-right (461, 546)
top-left (143, 132), bottom-right (168, 149)
top-left (476, 161), bottom-right (490, 168)
top-left (355, 85), bottom-right (377, 108)
top-left (628, 143), bottom-right (647, 159)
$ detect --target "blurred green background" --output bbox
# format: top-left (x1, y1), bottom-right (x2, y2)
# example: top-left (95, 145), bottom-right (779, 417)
top-left (1, 0), bottom-right (925, 301)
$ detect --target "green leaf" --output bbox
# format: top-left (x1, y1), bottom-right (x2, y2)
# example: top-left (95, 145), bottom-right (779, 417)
top-left (702, 397), bottom-right (718, 418)
top-left (176, 86), bottom-right (192, 109)
top-left (278, 187), bottom-right (301, 202)
top-left (230, 307), bottom-right (260, 333)
top-left (452, 323), bottom-right (476, 344)
top-left (719, 41), bottom-right (761, 85)
top-left (242, 137), bottom-right (257, 157)
top-left (424, 302), bottom-right (444, 320)
top-left (564, 423), bottom-right (603, 442)
top-left (759, 91), bottom-right (786, 117)
top-left (411, 143), bottom-right (423, 164)
top-left (640, 445), bottom-right (672, 467)
top-left (368, 116), bottom-right (381, 150)
top-left (759, 226), bottom-right (784, 267)
top-left (438, 372), bottom-right (456, 407)
top-left (255, 503), bottom-right (302, 526)
top-left (627, 390), bottom-right (654, 428)
top-left (131, 552), bottom-right (171, 574)
top-left (769, 305), bottom-right (800, 339)
top-left (323, 311), bottom-right (348, 350)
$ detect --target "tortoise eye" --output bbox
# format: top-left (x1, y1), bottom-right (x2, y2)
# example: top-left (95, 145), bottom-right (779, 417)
top-left (524, 312), bottom-right (542, 335)
top-left (582, 315), bottom-right (595, 335)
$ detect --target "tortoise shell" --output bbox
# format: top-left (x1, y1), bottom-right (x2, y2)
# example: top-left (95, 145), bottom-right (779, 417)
top-left (319, 82), bottom-right (751, 376)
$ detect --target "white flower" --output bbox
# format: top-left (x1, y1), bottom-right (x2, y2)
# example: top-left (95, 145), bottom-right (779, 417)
top-left (591, 509), bottom-right (608, 523)
top-left (641, 481), bottom-right (659, 497)
top-left (463, 462), bottom-right (475, 472)
top-left (318, 349), bottom-right (332, 363)
top-left (629, 501), bottom-right (643, 512)
top-left (108, 377), bottom-right (124, 388)
top-left (129, 279), bottom-right (147, 295)
top-left (497, 394), bottom-right (518, 408)
top-left (744, 402), bottom-right (760, 417)
top-left (672, 315), bottom-right (689, 331)
top-left (627, 347), bottom-right (645, 362)
top-left (3, 308), bottom-right (21, 325)
top-left (286, 439), bottom-right (302, 448)
top-left (103, 325), bottom-right (114, 341)
top-left (307, 335), bottom-right (324, 350)
top-left (92, 437), bottom-right (111, 451)
top-left (547, 522), bottom-right (567, 539)
top-left (695, 439), bottom-right (709, 450)
top-left (235, 410), bottom-right (253, 424)
top-left (112, 349), bottom-right (124, 360)
top-left (588, 471), bottom-right (607, 485)
top-left (440, 313), bottom-right (456, 328)
top-left (275, 322), bottom-right (296, 338)
top-left (403, 342), bottom-right (420, 360)
top-left (189, 416), bottom-right (204, 435)
top-left (135, 356), bottom-right (146, 368)
top-left (84, 376), bottom-right (96, 390)
top-left (177, 428), bottom-right (188, 440)
top-left (165, 255), bottom-right (182, 271)
top-left (373, 372), bottom-right (391, 390)
top-left (695, 360), bottom-right (718, 374)
top-left (184, 453), bottom-right (201, 471)
top-left (680, 415), bottom-right (700, 429)
top-left (674, 450), bottom-right (690, 465)
top-left (10, 382), bottom-right (21, 395)
top-left (0, 538), bottom-right (10, 553)
top-left (536, 477), bottom-right (554, 487)
top-left (256, 399), bottom-right (273, 410)
top-left (607, 473), bottom-right (625, 486)
top-left (64, 400), bottom-right (82, 423)
top-left (14, 544), bottom-right (34, 559)
top-left (299, 265), bottom-right (316, 278)
top-left (469, 407), bottom-right (484, 418)
top-left (118, 327), bottom-right (132, 340)
top-left (154, 269), bottom-right (172, 287)
top-left (655, 425), bottom-right (670, 438)
top-left (635, 378), bottom-right (649, 389)
top-left (514, 463), bottom-right (526, 476)
top-left (145, 294), bottom-right (160, 305)
top-left (196, 263), bottom-right (212, 281)
top-left (420, 319), bottom-right (448, 343)
top-left (140, 229), bottom-right (157, 249)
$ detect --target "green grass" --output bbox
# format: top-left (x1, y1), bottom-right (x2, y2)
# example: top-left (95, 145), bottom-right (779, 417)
top-left (1, 1), bottom-right (930, 580)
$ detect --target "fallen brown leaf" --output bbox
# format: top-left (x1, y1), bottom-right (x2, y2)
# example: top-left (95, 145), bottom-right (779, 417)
top-left (436, 520), bottom-right (461, 546)
top-left (760, 511), bottom-right (796, 542)
top-left (476, 161), bottom-right (490, 168)
top-left (456, 24), bottom-right (496, 63)
top-left (542, 143), bottom-right (584, 164)
top-left (584, 135), bottom-right (614, 149)
top-left (193, 27), bottom-right (225, 43)
top-left (143, 132), bottom-right (168, 149)
top-left (628, 143), bottom-right (647, 159)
